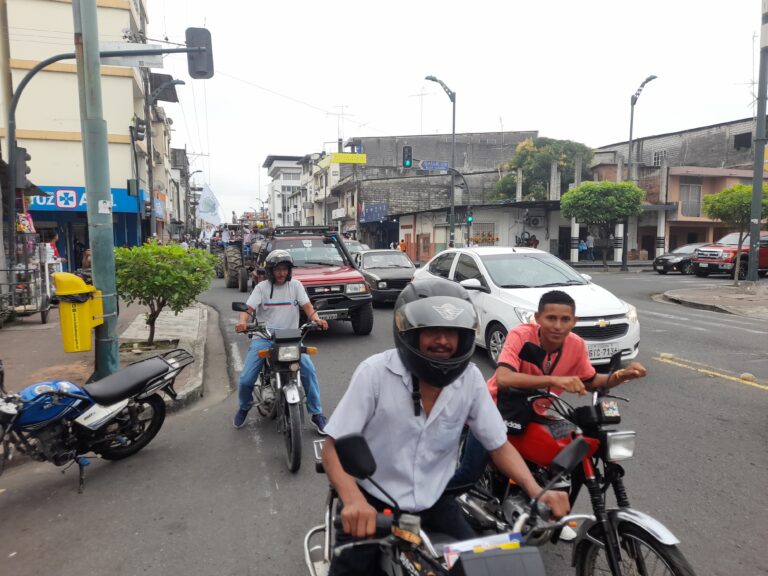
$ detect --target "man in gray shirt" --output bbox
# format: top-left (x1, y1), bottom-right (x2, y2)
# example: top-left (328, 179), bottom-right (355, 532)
top-left (322, 278), bottom-right (569, 575)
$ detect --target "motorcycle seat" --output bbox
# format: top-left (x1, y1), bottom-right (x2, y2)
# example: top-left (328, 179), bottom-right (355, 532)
top-left (84, 357), bottom-right (169, 405)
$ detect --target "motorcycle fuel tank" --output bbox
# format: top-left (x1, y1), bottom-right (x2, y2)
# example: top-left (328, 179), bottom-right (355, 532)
top-left (15, 380), bottom-right (90, 430)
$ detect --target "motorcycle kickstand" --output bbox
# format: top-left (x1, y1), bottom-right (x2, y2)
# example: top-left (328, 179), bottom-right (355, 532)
top-left (75, 456), bottom-right (91, 494)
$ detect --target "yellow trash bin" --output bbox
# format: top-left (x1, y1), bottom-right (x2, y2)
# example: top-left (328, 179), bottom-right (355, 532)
top-left (53, 273), bottom-right (104, 352)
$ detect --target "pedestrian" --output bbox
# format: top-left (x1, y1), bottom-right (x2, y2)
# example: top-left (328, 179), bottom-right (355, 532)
top-left (586, 232), bottom-right (595, 261)
top-left (398, 238), bottom-right (406, 252)
top-left (221, 227), bottom-right (231, 247)
top-left (233, 250), bottom-right (330, 433)
top-left (578, 238), bottom-right (587, 259)
top-left (528, 234), bottom-right (539, 249)
top-left (321, 278), bottom-right (569, 574)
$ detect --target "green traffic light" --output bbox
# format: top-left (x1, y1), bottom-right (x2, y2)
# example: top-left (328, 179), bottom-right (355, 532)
top-left (405, 160), bottom-right (412, 167)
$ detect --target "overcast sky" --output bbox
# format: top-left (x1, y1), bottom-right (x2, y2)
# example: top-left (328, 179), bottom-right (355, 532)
top-left (149, 0), bottom-right (762, 218)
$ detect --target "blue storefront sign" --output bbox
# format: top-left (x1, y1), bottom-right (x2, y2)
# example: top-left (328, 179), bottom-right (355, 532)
top-left (359, 202), bottom-right (388, 224)
top-left (29, 186), bottom-right (145, 213)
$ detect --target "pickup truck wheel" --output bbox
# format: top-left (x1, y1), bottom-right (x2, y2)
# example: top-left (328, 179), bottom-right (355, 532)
top-left (694, 268), bottom-right (709, 277)
top-left (351, 303), bottom-right (374, 335)
top-left (734, 264), bottom-right (748, 280)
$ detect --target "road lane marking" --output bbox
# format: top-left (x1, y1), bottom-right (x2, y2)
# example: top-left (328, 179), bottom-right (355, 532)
top-left (654, 355), bottom-right (768, 391)
top-left (641, 310), bottom-right (768, 333)
top-left (645, 318), bottom-right (706, 331)
top-left (231, 342), bottom-right (244, 373)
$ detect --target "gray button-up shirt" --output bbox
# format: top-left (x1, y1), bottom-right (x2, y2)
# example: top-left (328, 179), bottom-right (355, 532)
top-left (325, 349), bottom-right (507, 512)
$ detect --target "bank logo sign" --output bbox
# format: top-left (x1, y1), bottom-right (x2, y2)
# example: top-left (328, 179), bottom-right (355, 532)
top-left (29, 186), bottom-right (144, 214)
top-left (56, 189), bottom-right (78, 209)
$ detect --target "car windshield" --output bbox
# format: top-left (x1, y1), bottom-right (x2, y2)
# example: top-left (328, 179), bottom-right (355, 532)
top-left (480, 253), bottom-right (587, 288)
top-left (362, 252), bottom-right (413, 269)
top-left (274, 238), bottom-right (345, 266)
top-left (715, 233), bottom-right (749, 246)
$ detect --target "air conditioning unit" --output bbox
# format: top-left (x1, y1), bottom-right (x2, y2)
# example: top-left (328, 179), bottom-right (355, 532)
top-left (525, 216), bottom-right (542, 228)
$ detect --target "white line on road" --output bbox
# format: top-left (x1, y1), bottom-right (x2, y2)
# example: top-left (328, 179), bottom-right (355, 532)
top-left (645, 318), bottom-right (707, 331)
top-left (641, 309), bottom-right (768, 334)
top-left (231, 342), bottom-right (244, 373)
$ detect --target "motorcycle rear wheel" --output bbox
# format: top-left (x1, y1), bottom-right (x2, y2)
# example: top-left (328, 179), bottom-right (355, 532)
top-left (575, 523), bottom-right (696, 576)
top-left (284, 402), bottom-right (302, 473)
top-left (99, 394), bottom-right (166, 461)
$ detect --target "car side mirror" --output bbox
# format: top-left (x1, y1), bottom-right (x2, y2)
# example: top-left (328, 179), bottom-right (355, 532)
top-left (414, 262), bottom-right (421, 268)
top-left (231, 302), bottom-right (248, 312)
top-left (580, 273), bottom-right (592, 282)
top-left (335, 434), bottom-right (377, 479)
top-left (459, 278), bottom-right (490, 293)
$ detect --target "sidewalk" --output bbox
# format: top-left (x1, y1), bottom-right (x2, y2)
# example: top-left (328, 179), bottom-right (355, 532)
top-left (0, 300), bottom-right (211, 411)
top-left (663, 282), bottom-right (768, 320)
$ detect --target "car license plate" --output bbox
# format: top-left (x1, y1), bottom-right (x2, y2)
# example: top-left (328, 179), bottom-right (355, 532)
top-left (320, 312), bottom-right (339, 320)
top-left (588, 343), bottom-right (619, 360)
top-left (700, 262), bottom-right (709, 268)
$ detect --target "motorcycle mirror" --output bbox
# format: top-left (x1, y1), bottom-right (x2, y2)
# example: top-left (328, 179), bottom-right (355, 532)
top-left (519, 342), bottom-right (547, 371)
top-left (335, 434), bottom-right (377, 480)
top-left (232, 302), bottom-right (248, 312)
top-left (608, 351), bottom-right (623, 373)
top-left (550, 437), bottom-right (591, 475)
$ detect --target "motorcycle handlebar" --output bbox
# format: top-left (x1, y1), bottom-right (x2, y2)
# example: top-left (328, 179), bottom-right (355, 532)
top-left (333, 513), bottom-right (394, 537)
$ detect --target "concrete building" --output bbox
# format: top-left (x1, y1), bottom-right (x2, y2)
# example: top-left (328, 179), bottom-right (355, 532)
top-left (1, 0), bottom-right (182, 268)
top-left (262, 155), bottom-right (302, 227)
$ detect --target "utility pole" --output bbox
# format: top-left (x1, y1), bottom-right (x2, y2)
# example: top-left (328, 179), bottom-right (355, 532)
top-left (748, 0), bottom-right (768, 282)
top-left (143, 69), bottom-right (156, 239)
top-left (72, 0), bottom-right (119, 378)
top-left (0, 0), bottom-right (13, 287)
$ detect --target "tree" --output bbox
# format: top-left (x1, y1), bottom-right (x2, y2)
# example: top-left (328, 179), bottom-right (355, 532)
top-left (560, 181), bottom-right (645, 269)
top-left (496, 137), bottom-right (593, 201)
top-left (702, 184), bottom-right (768, 285)
top-left (115, 241), bottom-right (217, 345)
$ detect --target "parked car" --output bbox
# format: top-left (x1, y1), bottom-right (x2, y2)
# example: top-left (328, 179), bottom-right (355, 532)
top-left (353, 249), bottom-right (416, 304)
top-left (413, 247), bottom-right (640, 365)
top-left (259, 227), bottom-right (374, 335)
top-left (692, 231), bottom-right (768, 279)
top-left (344, 240), bottom-right (370, 255)
top-left (652, 242), bottom-right (707, 275)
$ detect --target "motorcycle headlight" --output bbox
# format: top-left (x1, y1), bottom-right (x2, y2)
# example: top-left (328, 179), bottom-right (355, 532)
top-left (377, 281), bottom-right (387, 289)
top-left (514, 307), bottom-right (537, 324)
top-left (277, 345), bottom-right (301, 362)
top-left (605, 431), bottom-right (636, 462)
top-left (625, 303), bottom-right (638, 324)
top-left (345, 283), bottom-right (368, 294)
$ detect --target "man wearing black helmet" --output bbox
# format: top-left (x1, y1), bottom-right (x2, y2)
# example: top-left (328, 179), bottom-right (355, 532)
top-left (322, 277), bottom-right (569, 575)
top-left (233, 250), bottom-right (329, 432)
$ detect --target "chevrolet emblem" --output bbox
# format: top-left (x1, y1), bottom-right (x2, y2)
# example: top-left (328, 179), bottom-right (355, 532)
top-left (597, 319), bottom-right (610, 328)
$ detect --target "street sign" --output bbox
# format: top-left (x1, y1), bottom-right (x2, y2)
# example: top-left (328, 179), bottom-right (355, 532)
top-left (100, 43), bottom-right (164, 68)
top-left (421, 160), bottom-right (449, 171)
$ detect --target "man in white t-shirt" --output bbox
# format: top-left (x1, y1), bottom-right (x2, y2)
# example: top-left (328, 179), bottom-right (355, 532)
top-left (233, 250), bottom-right (329, 432)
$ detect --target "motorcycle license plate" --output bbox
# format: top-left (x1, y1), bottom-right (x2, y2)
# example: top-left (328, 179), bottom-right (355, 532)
top-left (588, 343), bottom-right (619, 360)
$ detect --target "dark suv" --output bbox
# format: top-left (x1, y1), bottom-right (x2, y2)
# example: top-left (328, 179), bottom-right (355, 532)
top-left (258, 227), bottom-right (374, 335)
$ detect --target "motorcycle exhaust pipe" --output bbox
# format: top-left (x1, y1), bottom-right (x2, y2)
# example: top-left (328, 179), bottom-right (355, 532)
top-left (457, 494), bottom-right (505, 531)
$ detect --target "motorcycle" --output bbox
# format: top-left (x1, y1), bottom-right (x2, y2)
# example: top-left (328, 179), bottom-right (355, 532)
top-left (0, 349), bottom-right (193, 492)
top-left (457, 343), bottom-right (696, 576)
top-left (232, 301), bottom-right (321, 473)
top-left (305, 435), bottom-right (593, 576)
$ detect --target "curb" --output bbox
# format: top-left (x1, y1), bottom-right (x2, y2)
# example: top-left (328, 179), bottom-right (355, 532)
top-left (165, 303), bottom-right (209, 413)
top-left (662, 292), bottom-right (732, 315)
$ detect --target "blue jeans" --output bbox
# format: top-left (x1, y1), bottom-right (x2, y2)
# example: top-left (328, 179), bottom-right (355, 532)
top-left (238, 338), bottom-right (323, 414)
top-left (447, 431), bottom-right (489, 489)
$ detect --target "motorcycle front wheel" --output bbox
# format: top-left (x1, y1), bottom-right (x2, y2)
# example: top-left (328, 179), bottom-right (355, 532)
top-left (284, 402), bottom-right (302, 473)
top-left (575, 523), bottom-right (696, 576)
top-left (99, 394), bottom-right (166, 461)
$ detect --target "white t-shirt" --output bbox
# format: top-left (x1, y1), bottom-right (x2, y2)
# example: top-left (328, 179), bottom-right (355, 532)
top-left (245, 279), bottom-right (309, 329)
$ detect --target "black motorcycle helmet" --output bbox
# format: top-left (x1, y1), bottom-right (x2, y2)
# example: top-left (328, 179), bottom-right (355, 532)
top-left (393, 277), bottom-right (478, 392)
top-left (264, 249), bottom-right (294, 283)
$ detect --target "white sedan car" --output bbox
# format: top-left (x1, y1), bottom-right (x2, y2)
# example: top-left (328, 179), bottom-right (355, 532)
top-left (413, 247), bottom-right (640, 365)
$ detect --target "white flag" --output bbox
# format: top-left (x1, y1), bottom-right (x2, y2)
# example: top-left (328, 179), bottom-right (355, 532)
top-left (198, 184), bottom-right (222, 225)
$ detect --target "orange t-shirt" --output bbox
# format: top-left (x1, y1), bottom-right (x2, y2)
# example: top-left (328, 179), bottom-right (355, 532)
top-left (487, 324), bottom-right (596, 402)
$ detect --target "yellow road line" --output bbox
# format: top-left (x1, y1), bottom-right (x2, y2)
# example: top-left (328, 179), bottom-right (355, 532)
top-left (654, 356), bottom-right (768, 391)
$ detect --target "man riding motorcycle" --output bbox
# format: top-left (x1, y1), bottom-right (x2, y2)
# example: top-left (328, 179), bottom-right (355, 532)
top-left (321, 278), bottom-right (569, 575)
top-left (233, 249), bottom-right (329, 432)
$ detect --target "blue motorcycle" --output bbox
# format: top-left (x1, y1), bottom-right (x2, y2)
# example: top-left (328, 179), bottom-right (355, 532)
top-left (0, 349), bottom-right (193, 492)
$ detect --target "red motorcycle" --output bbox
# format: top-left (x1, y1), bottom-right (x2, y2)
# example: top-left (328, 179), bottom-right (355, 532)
top-left (457, 343), bottom-right (696, 576)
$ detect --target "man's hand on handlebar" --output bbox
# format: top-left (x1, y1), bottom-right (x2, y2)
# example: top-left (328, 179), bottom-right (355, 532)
top-left (550, 375), bottom-right (587, 395)
top-left (235, 322), bottom-right (247, 333)
top-left (340, 498), bottom-right (378, 538)
top-left (315, 318), bottom-right (329, 331)
top-left (539, 490), bottom-right (570, 520)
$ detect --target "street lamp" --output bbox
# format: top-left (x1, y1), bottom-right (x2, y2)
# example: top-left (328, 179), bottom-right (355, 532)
top-left (185, 168), bottom-right (202, 236)
top-left (622, 74), bottom-right (657, 271)
top-left (144, 77), bottom-right (186, 238)
top-left (425, 75), bottom-right (457, 247)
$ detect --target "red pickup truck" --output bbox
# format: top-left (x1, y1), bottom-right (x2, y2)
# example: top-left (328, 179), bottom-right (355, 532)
top-left (692, 231), bottom-right (768, 279)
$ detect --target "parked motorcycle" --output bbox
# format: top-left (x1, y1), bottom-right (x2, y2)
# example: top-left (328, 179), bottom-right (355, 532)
top-left (0, 349), bottom-right (193, 492)
top-left (305, 435), bottom-right (593, 576)
top-left (232, 301), bottom-right (321, 473)
top-left (457, 343), bottom-right (696, 576)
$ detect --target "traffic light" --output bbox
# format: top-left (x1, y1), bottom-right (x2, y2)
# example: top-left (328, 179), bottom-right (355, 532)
top-left (185, 27), bottom-right (214, 79)
top-left (466, 207), bottom-right (473, 224)
top-left (134, 117), bottom-right (146, 141)
top-left (15, 146), bottom-right (31, 189)
top-left (143, 200), bottom-right (152, 219)
top-left (402, 145), bottom-right (413, 168)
